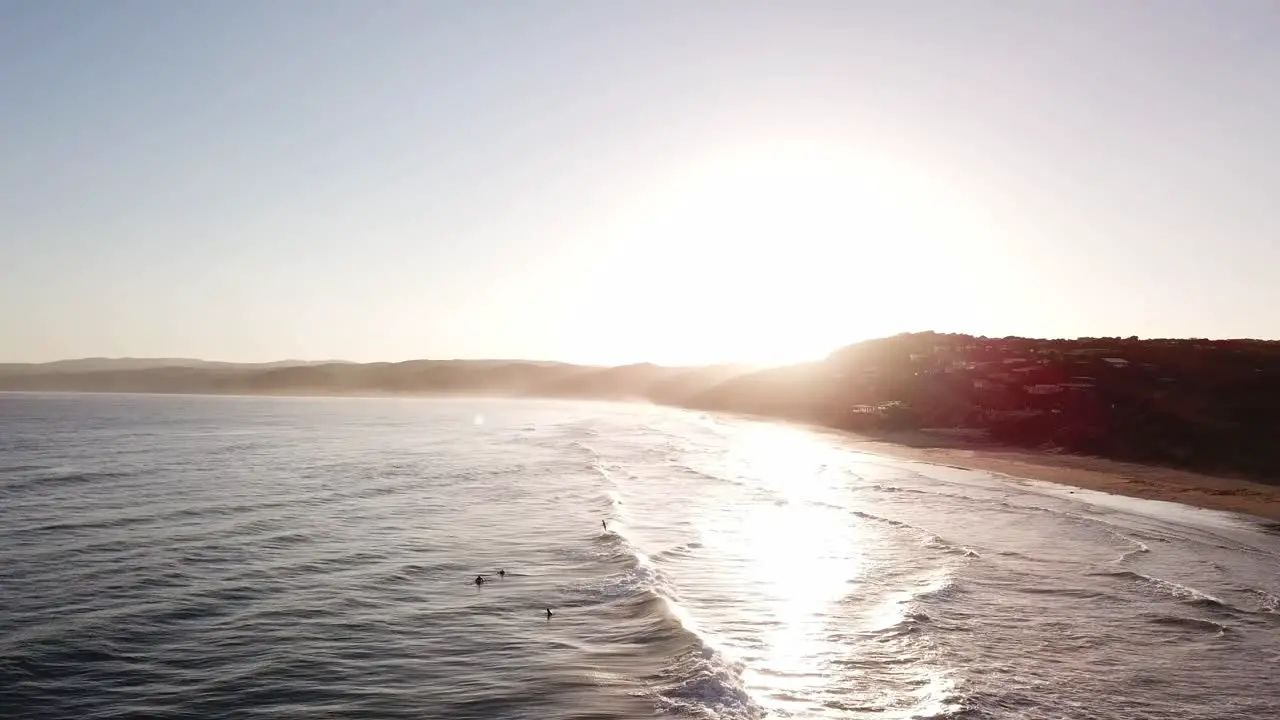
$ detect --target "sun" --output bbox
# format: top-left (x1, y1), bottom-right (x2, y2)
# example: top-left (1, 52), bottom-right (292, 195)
top-left (583, 139), bottom-right (977, 367)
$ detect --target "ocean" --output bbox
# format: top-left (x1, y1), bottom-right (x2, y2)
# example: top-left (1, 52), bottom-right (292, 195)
top-left (1, 392), bottom-right (1278, 719)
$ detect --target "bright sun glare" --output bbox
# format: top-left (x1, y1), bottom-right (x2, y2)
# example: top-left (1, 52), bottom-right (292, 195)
top-left (598, 141), bottom-right (973, 367)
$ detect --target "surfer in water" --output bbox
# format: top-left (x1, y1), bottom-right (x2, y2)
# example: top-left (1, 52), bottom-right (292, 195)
top-left (474, 575), bottom-right (484, 586)
top-left (498, 569), bottom-right (506, 578)
top-left (602, 520), bottom-right (607, 531)
top-left (546, 608), bottom-right (553, 619)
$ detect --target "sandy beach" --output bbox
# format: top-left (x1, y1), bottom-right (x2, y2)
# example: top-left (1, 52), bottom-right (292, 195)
top-left (845, 429), bottom-right (1280, 522)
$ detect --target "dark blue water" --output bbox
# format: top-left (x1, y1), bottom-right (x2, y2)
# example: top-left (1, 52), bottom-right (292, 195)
top-left (3, 393), bottom-right (1278, 719)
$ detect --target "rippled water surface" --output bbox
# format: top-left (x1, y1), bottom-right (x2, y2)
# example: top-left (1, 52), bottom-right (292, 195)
top-left (2, 393), bottom-right (1279, 719)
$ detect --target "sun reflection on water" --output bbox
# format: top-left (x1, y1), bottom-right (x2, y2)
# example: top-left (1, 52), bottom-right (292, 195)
top-left (636, 419), bottom-right (964, 717)
top-left (705, 423), bottom-right (873, 714)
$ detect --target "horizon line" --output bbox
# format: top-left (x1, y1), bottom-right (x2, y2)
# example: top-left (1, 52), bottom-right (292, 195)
top-left (7, 331), bottom-right (1280, 368)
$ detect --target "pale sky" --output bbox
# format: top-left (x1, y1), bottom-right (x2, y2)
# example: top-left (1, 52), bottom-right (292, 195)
top-left (2, 1), bottom-right (1279, 366)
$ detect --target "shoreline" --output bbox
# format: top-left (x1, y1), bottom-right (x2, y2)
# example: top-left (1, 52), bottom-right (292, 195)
top-left (7, 389), bottom-right (1280, 522)
top-left (837, 428), bottom-right (1280, 522)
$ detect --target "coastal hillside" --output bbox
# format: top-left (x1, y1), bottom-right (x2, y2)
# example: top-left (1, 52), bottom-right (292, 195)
top-left (4, 332), bottom-right (1279, 479)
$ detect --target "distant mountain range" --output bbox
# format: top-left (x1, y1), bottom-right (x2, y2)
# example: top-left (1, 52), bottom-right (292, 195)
top-left (4, 333), bottom-right (1280, 481)
top-left (0, 358), bottom-right (356, 374)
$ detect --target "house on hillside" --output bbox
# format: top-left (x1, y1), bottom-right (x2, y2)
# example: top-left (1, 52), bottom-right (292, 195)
top-left (985, 409), bottom-right (1044, 421)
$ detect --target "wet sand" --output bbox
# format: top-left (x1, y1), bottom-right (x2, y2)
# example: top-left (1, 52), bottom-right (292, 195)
top-left (845, 429), bottom-right (1280, 521)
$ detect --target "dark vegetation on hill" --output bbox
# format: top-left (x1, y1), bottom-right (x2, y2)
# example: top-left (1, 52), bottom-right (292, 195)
top-left (4, 332), bottom-right (1280, 480)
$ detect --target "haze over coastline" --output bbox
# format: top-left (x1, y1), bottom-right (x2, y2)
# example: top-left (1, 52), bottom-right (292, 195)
top-left (6, 331), bottom-right (1280, 521)
top-left (4, 3), bottom-right (1279, 512)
